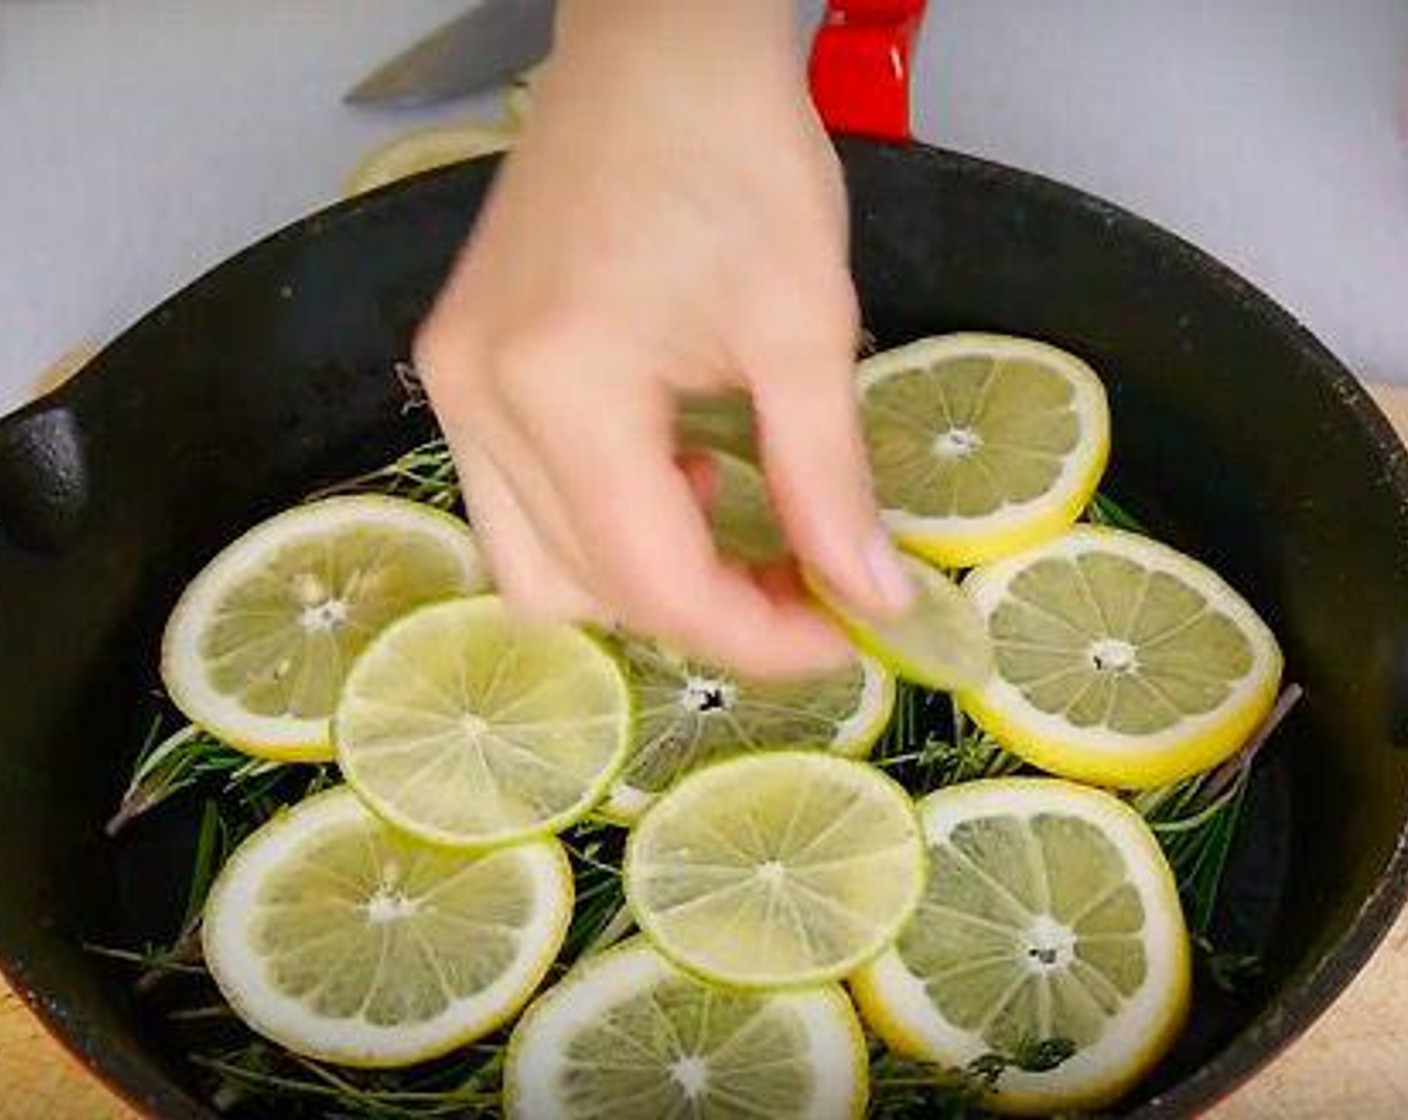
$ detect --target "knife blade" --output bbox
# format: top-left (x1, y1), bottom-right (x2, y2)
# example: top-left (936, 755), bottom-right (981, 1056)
top-left (344, 0), bottom-right (555, 108)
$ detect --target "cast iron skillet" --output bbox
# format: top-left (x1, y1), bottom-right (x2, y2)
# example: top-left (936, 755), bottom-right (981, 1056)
top-left (2, 140), bottom-right (1407, 1117)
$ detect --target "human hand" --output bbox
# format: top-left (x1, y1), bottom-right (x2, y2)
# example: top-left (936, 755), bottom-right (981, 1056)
top-left (415, 0), bottom-right (913, 677)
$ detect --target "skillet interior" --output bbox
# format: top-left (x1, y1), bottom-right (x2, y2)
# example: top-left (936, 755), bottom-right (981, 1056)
top-left (1, 140), bottom-right (1406, 1117)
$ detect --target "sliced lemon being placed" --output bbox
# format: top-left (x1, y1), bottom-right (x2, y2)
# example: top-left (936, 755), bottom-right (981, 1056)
top-left (345, 122), bottom-right (513, 197)
top-left (162, 496), bottom-right (487, 761)
top-left (505, 940), bottom-right (867, 1120)
top-left (625, 752), bottom-right (925, 988)
top-left (335, 596), bottom-right (631, 848)
top-left (202, 787), bottom-right (573, 1068)
top-left (31, 342), bottom-right (98, 398)
top-left (852, 777), bottom-right (1189, 1116)
top-left (860, 334), bottom-right (1109, 568)
top-left (600, 637), bottom-right (894, 822)
top-left (809, 554), bottom-right (992, 691)
top-left (960, 526), bottom-right (1282, 788)
top-left (704, 450), bottom-right (790, 565)
top-left (677, 391), bottom-right (757, 462)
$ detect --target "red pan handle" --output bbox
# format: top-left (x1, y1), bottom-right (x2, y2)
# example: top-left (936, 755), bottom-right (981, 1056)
top-left (808, 0), bottom-right (927, 142)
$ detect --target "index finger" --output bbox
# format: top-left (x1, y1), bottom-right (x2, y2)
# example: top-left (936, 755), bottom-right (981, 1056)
top-left (523, 375), bottom-right (852, 677)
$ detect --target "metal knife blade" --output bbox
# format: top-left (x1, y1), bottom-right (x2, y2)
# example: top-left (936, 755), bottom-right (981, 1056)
top-left (344, 0), bottom-right (554, 108)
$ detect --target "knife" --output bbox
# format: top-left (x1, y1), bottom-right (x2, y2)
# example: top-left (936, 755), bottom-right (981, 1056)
top-left (344, 0), bottom-right (555, 108)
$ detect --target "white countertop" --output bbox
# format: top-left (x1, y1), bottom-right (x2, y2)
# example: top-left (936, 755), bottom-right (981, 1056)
top-left (3, 0), bottom-right (1408, 415)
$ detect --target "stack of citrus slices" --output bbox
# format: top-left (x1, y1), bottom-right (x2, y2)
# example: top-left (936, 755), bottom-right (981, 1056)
top-left (154, 333), bottom-right (1283, 1116)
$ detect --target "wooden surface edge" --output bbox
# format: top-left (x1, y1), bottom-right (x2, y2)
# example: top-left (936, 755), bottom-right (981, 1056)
top-left (4, 387), bottom-right (1407, 1120)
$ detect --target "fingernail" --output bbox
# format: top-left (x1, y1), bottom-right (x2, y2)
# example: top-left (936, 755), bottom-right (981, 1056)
top-left (864, 529), bottom-right (915, 615)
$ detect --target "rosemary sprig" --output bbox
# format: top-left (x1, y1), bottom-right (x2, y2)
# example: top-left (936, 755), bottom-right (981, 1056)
top-left (1086, 491), bottom-right (1146, 532)
top-left (107, 709), bottom-right (336, 839)
top-left (308, 436), bottom-right (460, 512)
top-left (179, 799), bottom-right (228, 937)
top-left (872, 682), bottom-right (1022, 794)
top-left (1133, 684), bottom-right (1303, 937)
top-left (191, 1043), bottom-right (504, 1119)
top-left (106, 716), bottom-right (284, 835)
top-left (557, 826), bottom-right (632, 965)
top-left (870, 1035), bottom-right (1075, 1117)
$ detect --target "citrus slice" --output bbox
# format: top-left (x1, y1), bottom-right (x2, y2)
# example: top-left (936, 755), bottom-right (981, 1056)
top-left (705, 450), bottom-right (789, 565)
top-left (809, 554), bottom-right (993, 691)
top-left (677, 392), bottom-right (757, 461)
top-left (852, 777), bottom-right (1190, 1116)
top-left (600, 637), bottom-right (894, 822)
top-left (505, 69), bottom-right (540, 129)
top-left (162, 495), bottom-right (487, 761)
top-left (32, 342), bottom-right (97, 398)
top-left (202, 787), bottom-right (572, 1067)
top-left (624, 752), bottom-right (925, 987)
top-left (335, 596), bottom-right (631, 847)
top-left (345, 122), bottom-right (513, 196)
top-left (960, 526), bottom-right (1282, 788)
top-left (860, 334), bottom-right (1110, 567)
top-left (505, 940), bottom-right (867, 1119)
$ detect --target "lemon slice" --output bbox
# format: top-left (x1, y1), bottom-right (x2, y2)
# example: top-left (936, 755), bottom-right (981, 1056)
top-left (600, 637), bottom-right (894, 822)
top-left (345, 122), bottom-right (513, 197)
top-left (706, 450), bottom-right (790, 565)
top-left (625, 752), bottom-right (925, 987)
top-left (960, 526), bottom-right (1282, 788)
top-left (31, 343), bottom-right (98, 398)
top-left (505, 69), bottom-right (540, 129)
top-left (860, 334), bottom-right (1109, 567)
top-left (505, 940), bottom-right (867, 1119)
top-left (852, 778), bottom-right (1190, 1116)
top-left (809, 554), bottom-right (993, 691)
top-left (335, 596), bottom-right (631, 847)
top-left (162, 496), bottom-right (487, 761)
top-left (202, 787), bottom-right (572, 1068)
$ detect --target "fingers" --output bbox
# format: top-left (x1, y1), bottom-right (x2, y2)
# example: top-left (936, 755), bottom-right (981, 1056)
top-left (746, 302), bottom-right (914, 620)
top-left (450, 437), bottom-right (605, 624)
top-left (518, 369), bottom-right (852, 677)
top-left (677, 450), bottom-right (719, 509)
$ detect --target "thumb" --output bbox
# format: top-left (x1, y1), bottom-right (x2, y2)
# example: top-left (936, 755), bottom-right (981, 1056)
top-left (749, 340), bottom-right (914, 619)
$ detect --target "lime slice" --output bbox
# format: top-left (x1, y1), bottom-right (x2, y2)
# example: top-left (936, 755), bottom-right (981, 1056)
top-left (625, 752), bottom-right (925, 987)
top-left (345, 122), bottom-right (513, 197)
top-left (705, 450), bottom-right (790, 565)
top-left (960, 526), bottom-right (1282, 788)
top-left (808, 554), bottom-right (992, 691)
top-left (162, 496), bottom-right (487, 761)
top-left (600, 637), bottom-right (895, 822)
top-left (335, 596), bottom-right (631, 847)
top-left (860, 334), bottom-right (1110, 567)
top-left (852, 777), bottom-right (1190, 1116)
top-left (202, 787), bottom-right (573, 1067)
top-left (677, 392), bottom-right (757, 461)
top-left (506, 940), bottom-right (867, 1119)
